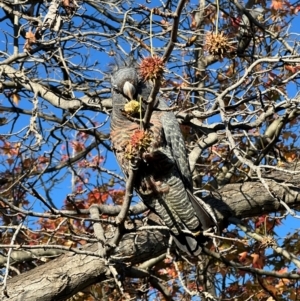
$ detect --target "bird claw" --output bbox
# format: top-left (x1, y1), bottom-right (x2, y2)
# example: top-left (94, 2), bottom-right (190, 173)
top-left (130, 158), bottom-right (140, 170)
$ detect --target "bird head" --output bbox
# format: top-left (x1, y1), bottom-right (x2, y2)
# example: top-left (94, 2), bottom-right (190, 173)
top-left (111, 67), bottom-right (139, 101)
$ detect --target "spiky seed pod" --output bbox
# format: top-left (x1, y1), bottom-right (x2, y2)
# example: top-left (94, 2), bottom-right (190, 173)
top-left (205, 32), bottom-right (232, 57)
top-left (139, 56), bottom-right (164, 81)
top-left (125, 130), bottom-right (152, 159)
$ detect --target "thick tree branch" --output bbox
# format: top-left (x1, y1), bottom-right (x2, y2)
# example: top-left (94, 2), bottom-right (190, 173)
top-left (1, 65), bottom-right (103, 111)
top-left (4, 229), bottom-right (169, 301)
top-left (3, 164), bottom-right (300, 299)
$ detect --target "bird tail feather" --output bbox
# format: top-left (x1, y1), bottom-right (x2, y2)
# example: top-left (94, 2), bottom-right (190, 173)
top-left (172, 232), bottom-right (203, 256)
top-left (187, 190), bottom-right (218, 232)
top-left (171, 192), bottom-right (218, 256)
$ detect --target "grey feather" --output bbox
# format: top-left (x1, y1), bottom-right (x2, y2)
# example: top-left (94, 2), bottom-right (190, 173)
top-left (110, 62), bottom-right (217, 255)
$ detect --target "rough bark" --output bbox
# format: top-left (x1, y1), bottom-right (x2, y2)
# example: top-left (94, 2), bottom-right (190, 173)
top-left (4, 229), bottom-right (169, 301)
top-left (205, 164), bottom-right (300, 220)
top-left (4, 164), bottom-right (300, 301)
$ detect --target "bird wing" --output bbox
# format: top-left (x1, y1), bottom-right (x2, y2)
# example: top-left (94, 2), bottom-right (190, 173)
top-left (158, 102), bottom-right (192, 188)
top-left (159, 101), bottom-right (217, 232)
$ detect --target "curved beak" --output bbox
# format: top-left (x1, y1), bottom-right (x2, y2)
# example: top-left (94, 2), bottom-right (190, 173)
top-left (123, 81), bottom-right (136, 100)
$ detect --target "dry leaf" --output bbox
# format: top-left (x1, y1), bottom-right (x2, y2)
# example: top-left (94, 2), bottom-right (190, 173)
top-left (25, 30), bottom-right (36, 44)
top-left (0, 117), bottom-right (7, 125)
top-left (271, 0), bottom-right (284, 10)
top-left (11, 93), bottom-right (20, 106)
top-left (239, 251), bottom-right (248, 262)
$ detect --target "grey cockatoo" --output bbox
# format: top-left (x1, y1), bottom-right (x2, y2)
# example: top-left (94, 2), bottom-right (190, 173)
top-left (110, 62), bottom-right (217, 255)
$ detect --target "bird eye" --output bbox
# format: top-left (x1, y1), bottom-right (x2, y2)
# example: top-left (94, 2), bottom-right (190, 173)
top-left (112, 85), bottom-right (121, 94)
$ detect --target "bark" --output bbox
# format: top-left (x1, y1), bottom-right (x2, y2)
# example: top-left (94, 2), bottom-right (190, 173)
top-left (4, 163), bottom-right (300, 301)
top-left (4, 230), bottom-right (169, 301)
top-left (205, 164), bottom-right (300, 221)
top-left (0, 65), bottom-right (105, 111)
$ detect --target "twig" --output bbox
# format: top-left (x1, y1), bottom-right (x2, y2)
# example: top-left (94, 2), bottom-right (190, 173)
top-left (149, 276), bottom-right (174, 301)
top-left (1, 219), bottom-right (24, 295)
top-left (142, 76), bottom-right (162, 129)
top-left (128, 32), bottom-right (152, 52)
top-left (139, 5), bottom-right (178, 18)
top-left (203, 231), bottom-right (249, 245)
top-left (142, 0), bottom-right (186, 128)
top-left (89, 205), bottom-right (106, 258)
top-left (139, 253), bottom-right (166, 269)
top-left (109, 264), bottom-right (124, 294)
top-left (107, 161), bottom-right (140, 250)
top-left (46, 218), bottom-right (67, 245)
top-left (0, 194), bottom-right (147, 222)
top-left (162, 0), bottom-right (186, 62)
top-left (203, 246), bottom-right (300, 279)
top-left (230, 217), bottom-right (300, 269)
top-left (124, 265), bottom-right (174, 300)
top-left (116, 164), bottom-right (139, 224)
top-left (257, 275), bottom-right (278, 301)
top-left (167, 254), bottom-right (198, 296)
